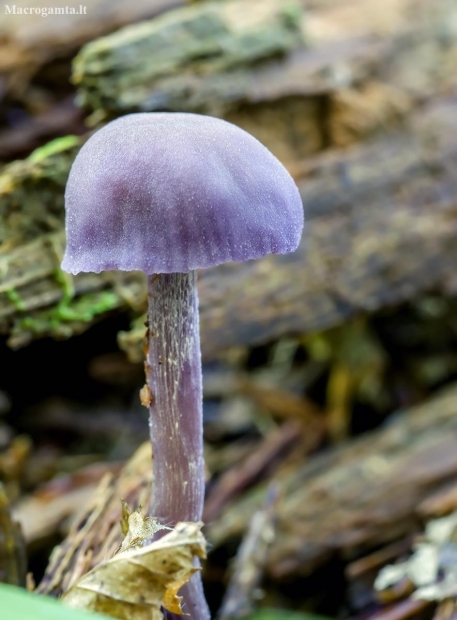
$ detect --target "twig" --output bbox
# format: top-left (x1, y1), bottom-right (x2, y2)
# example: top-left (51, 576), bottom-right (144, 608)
top-left (217, 485), bottom-right (278, 620)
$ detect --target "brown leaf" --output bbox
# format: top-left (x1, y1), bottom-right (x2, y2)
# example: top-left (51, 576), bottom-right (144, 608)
top-left (62, 521), bottom-right (206, 620)
top-left (117, 500), bottom-right (169, 553)
top-left (162, 576), bottom-right (197, 615)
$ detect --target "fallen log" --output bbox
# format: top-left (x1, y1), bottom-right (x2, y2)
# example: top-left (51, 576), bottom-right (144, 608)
top-left (209, 383), bottom-right (457, 578)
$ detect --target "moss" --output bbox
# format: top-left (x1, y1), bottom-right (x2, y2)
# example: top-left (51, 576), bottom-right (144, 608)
top-left (280, 3), bottom-right (303, 29)
top-left (5, 289), bottom-right (26, 312)
top-left (54, 268), bottom-right (75, 306)
top-left (54, 291), bottom-right (118, 324)
top-left (15, 290), bottom-right (120, 341)
top-left (73, 0), bottom-right (303, 115)
top-left (0, 136), bottom-right (80, 246)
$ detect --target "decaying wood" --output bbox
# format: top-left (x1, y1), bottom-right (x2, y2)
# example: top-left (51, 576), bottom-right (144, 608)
top-left (73, 0), bottom-right (304, 120)
top-left (69, 0), bottom-right (457, 159)
top-left (36, 384), bottom-right (457, 594)
top-left (346, 537), bottom-right (415, 582)
top-left (208, 384), bottom-right (457, 579)
top-left (3, 98), bottom-right (457, 356)
top-left (0, 101), bottom-right (457, 358)
top-left (217, 486), bottom-right (278, 620)
top-left (3, 0), bottom-right (457, 356)
top-left (13, 462), bottom-right (123, 546)
top-left (203, 419), bottom-right (321, 523)
top-left (36, 443), bottom-right (152, 597)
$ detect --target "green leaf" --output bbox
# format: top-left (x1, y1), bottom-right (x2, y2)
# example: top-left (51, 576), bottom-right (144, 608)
top-left (0, 584), bottom-right (109, 620)
top-left (27, 136), bottom-right (80, 163)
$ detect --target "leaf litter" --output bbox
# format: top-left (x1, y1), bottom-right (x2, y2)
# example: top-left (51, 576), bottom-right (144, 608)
top-left (62, 502), bottom-right (206, 619)
top-left (375, 510), bottom-right (457, 602)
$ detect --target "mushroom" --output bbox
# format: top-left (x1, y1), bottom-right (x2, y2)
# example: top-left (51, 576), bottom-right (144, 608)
top-left (61, 113), bottom-right (304, 619)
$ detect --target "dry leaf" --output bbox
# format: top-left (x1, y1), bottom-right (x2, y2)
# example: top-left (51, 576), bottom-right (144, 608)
top-left (62, 521), bottom-right (206, 620)
top-left (118, 500), bottom-right (170, 553)
top-left (162, 576), bottom-right (193, 615)
top-left (375, 510), bottom-right (457, 602)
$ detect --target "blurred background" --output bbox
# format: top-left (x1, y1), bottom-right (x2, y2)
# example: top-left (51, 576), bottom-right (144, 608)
top-left (2, 0), bottom-right (457, 619)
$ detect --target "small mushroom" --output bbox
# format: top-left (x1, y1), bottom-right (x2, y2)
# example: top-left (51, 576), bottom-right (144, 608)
top-left (62, 113), bottom-right (304, 619)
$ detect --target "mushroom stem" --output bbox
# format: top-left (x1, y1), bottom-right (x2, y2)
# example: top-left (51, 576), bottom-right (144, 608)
top-left (146, 271), bottom-right (209, 620)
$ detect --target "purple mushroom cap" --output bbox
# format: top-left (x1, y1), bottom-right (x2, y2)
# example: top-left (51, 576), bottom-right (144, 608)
top-left (61, 113), bottom-right (304, 275)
